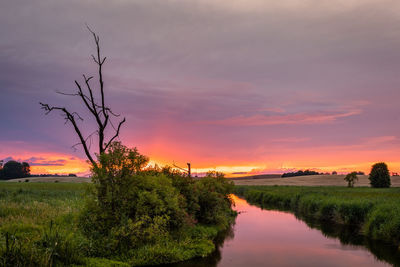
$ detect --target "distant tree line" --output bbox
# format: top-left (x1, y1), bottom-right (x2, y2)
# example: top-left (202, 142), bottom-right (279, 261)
top-left (0, 160), bottom-right (78, 180)
top-left (30, 173), bottom-right (77, 177)
top-left (0, 160), bottom-right (30, 180)
top-left (282, 170), bottom-right (366, 178)
top-left (281, 170), bottom-right (320, 178)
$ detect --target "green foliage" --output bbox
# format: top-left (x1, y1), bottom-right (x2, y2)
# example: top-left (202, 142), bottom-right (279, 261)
top-left (369, 162), bottom-right (391, 188)
top-left (344, 172), bottom-right (358, 187)
top-left (0, 181), bottom-right (234, 266)
top-left (195, 171), bottom-right (235, 227)
top-left (0, 142), bottom-right (236, 265)
top-left (364, 204), bottom-right (400, 244)
top-left (35, 220), bottom-right (85, 266)
top-left (80, 173), bottom-right (186, 255)
top-left (79, 142), bottom-right (235, 262)
top-left (82, 142), bottom-right (181, 254)
top-left (0, 183), bottom-right (86, 266)
top-left (0, 231), bottom-right (39, 267)
top-left (236, 185), bottom-right (400, 247)
top-left (128, 237), bottom-right (215, 266)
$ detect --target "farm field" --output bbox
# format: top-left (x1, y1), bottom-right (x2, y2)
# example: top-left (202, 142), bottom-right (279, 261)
top-left (233, 174), bottom-right (400, 187)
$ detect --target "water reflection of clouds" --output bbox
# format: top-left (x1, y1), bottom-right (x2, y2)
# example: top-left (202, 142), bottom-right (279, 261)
top-left (214, 196), bottom-right (392, 267)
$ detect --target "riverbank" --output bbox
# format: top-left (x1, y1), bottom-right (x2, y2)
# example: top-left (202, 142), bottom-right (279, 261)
top-left (235, 186), bottom-right (400, 248)
top-left (233, 174), bottom-right (400, 186)
top-left (0, 182), bottom-right (234, 266)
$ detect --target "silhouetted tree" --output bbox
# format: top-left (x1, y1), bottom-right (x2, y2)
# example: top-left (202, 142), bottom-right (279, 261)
top-left (22, 162), bottom-right (30, 177)
top-left (2, 161), bottom-right (30, 179)
top-left (344, 172), bottom-right (358, 187)
top-left (40, 27), bottom-right (125, 169)
top-left (369, 162), bottom-right (391, 188)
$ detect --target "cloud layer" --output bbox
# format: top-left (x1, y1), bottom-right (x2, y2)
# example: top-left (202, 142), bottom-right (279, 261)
top-left (1, 0), bottom-right (400, 174)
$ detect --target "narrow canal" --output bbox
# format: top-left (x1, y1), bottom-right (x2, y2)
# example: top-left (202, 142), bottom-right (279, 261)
top-left (169, 195), bottom-right (400, 267)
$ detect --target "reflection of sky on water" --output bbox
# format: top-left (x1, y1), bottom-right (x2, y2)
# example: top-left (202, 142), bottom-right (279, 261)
top-left (209, 195), bottom-right (391, 267)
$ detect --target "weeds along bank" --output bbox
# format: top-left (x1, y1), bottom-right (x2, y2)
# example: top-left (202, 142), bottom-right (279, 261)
top-left (0, 144), bottom-right (236, 266)
top-left (235, 186), bottom-right (400, 248)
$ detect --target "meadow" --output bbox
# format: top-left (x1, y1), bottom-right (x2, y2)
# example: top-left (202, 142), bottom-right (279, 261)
top-left (235, 185), bottom-right (400, 248)
top-left (0, 182), bottom-right (230, 266)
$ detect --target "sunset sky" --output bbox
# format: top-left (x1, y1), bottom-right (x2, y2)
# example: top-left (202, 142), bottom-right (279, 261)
top-left (1, 0), bottom-right (400, 176)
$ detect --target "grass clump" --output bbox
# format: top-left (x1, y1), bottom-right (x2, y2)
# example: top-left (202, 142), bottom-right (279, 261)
top-left (236, 186), bottom-right (400, 247)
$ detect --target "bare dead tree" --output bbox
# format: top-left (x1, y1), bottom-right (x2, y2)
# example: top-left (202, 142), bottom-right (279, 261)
top-left (40, 27), bottom-right (126, 169)
top-left (173, 162), bottom-right (191, 177)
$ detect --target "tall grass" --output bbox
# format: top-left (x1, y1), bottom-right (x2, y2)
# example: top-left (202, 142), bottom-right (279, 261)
top-left (235, 186), bottom-right (400, 247)
top-left (0, 183), bottom-right (86, 266)
top-left (0, 182), bottom-right (232, 266)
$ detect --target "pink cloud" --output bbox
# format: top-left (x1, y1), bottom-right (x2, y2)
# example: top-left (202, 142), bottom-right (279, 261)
top-left (364, 135), bottom-right (398, 144)
top-left (271, 137), bottom-right (310, 143)
top-left (204, 109), bottom-right (362, 126)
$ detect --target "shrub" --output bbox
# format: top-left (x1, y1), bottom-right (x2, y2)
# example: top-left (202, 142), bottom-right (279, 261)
top-left (369, 162), bottom-right (391, 188)
top-left (79, 143), bottom-right (186, 255)
top-left (79, 142), bottom-right (236, 262)
top-left (344, 172), bottom-right (358, 187)
top-left (195, 171), bottom-right (235, 228)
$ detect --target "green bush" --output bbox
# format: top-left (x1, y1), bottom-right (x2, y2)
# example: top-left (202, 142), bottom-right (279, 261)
top-left (195, 171), bottom-right (235, 228)
top-left (79, 142), bottom-right (236, 261)
top-left (80, 157), bottom-right (186, 254)
top-left (147, 166), bottom-right (200, 224)
top-left (369, 162), bottom-right (391, 188)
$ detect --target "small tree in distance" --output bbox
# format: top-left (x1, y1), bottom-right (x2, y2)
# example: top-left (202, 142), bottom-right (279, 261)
top-left (344, 172), bottom-right (358, 188)
top-left (369, 162), bottom-right (391, 188)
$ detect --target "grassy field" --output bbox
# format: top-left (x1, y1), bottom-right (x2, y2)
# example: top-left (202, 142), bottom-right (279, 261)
top-left (233, 174), bottom-right (400, 186)
top-left (235, 185), bottom-right (400, 248)
top-left (0, 182), bottom-right (87, 266)
top-left (0, 182), bottom-right (227, 266)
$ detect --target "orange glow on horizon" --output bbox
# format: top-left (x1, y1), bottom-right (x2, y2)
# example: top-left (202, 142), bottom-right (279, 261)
top-left (2, 141), bottom-right (399, 177)
top-left (23, 155), bottom-right (400, 177)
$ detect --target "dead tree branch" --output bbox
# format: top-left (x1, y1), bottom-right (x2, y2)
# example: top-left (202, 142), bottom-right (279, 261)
top-left (39, 28), bottom-right (126, 169)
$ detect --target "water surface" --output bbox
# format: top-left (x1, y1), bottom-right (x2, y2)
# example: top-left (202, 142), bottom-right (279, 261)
top-left (169, 195), bottom-right (400, 267)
